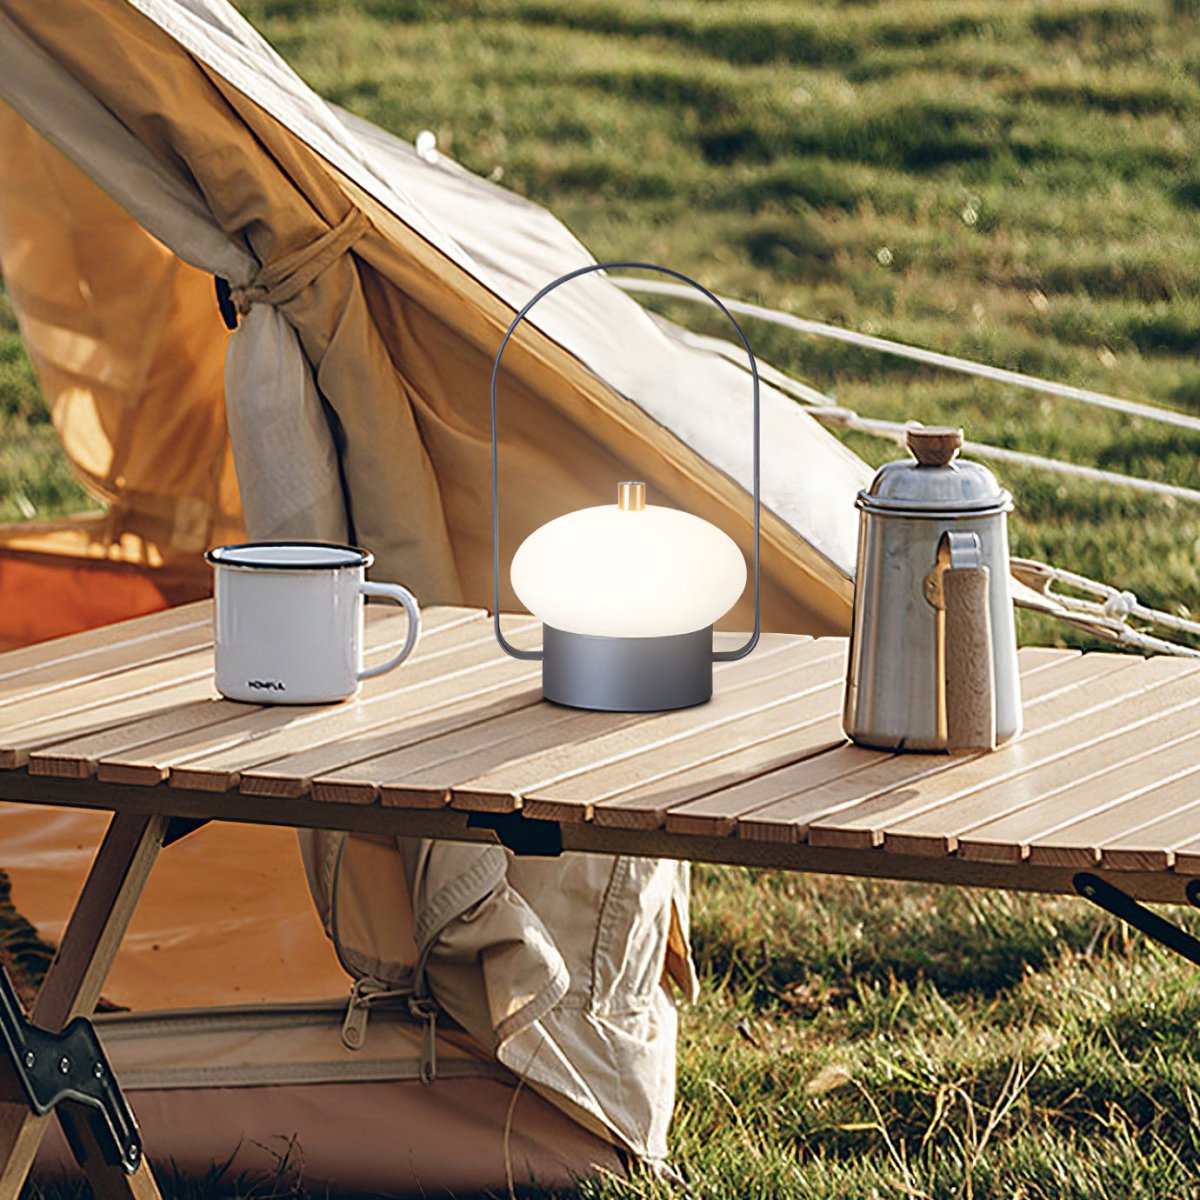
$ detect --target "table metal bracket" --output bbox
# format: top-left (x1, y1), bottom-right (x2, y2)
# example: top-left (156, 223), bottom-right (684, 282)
top-left (1074, 873), bottom-right (1200, 967)
top-left (466, 811), bottom-right (563, 857)
top-left (0, 965), bottom-right (142, 1174)
top-left (163, 816), bottom-right (209, 846)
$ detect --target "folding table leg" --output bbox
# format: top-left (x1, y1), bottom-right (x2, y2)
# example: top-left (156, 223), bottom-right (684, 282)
top-left (1074, 872), bottom-right (1200, 967)
top-left (0, 811), bottom-right (168, 1200)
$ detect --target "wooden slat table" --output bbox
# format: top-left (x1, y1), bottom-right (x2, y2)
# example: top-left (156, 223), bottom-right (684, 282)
top-left (2, 600), bottom-right (1200, 1196)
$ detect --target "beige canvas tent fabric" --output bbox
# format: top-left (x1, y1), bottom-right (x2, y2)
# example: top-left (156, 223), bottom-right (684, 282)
top-left (0, 0), bottom-right (871, 632)
top-left (0, 117), bottom-right (243, 561)
top-left (303, 830), bottom-right (697, 1160)
top-left (1, 807), bottom-right (626, 1193)
top-left (0, 0), bottom-right (875, 1173)
top-left (0, 805), bottom-right (348, 1010)
top-left (41, 1004), bottom-right (626, 1193)
top-left (34, 1005), bottom-right (627, 1194)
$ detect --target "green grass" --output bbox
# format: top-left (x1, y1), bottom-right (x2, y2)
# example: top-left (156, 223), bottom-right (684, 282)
top-left (6, 0), bottom-right (1200, 1195)
top-left (614, 867), bottom-right (1200, 1200)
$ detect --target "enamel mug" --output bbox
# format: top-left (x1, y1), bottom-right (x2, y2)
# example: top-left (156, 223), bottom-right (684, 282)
top-left (205, 542), bottom-right (420, 704)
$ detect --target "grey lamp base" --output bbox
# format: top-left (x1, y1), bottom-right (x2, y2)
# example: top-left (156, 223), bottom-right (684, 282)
top-left (542, 625), bottom-right (714, 712)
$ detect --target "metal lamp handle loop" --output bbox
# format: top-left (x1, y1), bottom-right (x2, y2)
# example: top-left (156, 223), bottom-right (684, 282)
top-left (491, 261), bottom-right (761, 663)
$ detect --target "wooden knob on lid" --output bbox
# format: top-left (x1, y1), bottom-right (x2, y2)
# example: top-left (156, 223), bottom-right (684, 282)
top-left (907, 426), bottom-right (963, 467)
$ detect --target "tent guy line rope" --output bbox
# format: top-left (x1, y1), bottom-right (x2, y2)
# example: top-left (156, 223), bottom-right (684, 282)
top-left (614, 277), bottom-right (1200, 435)
top-left (621, 283), bottom-right (1200, 656)
top-left (1015, 581), bottom-right (1200, 658)
top-left (1013, 559), bottom-right (1200, 642)
top-left (813, 409), bottom-right (1200, 505)
top-left (652, 302), bottom-right (1200, 504)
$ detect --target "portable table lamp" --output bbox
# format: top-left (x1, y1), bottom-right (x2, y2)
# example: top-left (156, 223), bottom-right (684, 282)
top-left (491, 261), bottom-right (761, 712)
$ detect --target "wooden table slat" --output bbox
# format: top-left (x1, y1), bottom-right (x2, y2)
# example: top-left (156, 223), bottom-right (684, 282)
top-left (242, 677), bottom-right (542, 800)
top-left (756, 654), bottom-right (1194, 847)
top-left (1, 676), bottom-right (216, 768)
top-left (2, 648), bottom-right (215, 739)
top-left (247, 627), bottom-right (775, 802)
top-left (554, 658), bottom-right (847, 826)
top-left (0, 606), bottom-right (446, 771)
top-left (882, 677), bottom-right (1200, 858)
top-left (0, 599), bottom-right (399, 713)
top-left (524, 644), bottom-right (845, 822)
top-left (1026, 758), bottom-right (1200, 869)
top-left (1007, 650), bottom-right (1141, 704)
top-left (92, 611), bottom-right (516, 789)
top-left (318, 644), bottom-right (780, 805)
top-left (308, 634), bottom-right (805, 805)
top-left (0, 601), bottom-right (210, 684)
top-left (21, 681), bottom-right (223, 775)
top-left (931, 705), bottom-right (1200, 868)
top-left (808, 656), bottom-right (1199, 851)
top-left (660, 646), bottom-right (1080, 838)
top-left (1095, 781), bottom-right (1200, 871)
top-left (444, 636), bottom-right (826, 817)
top-left (592, 710), bottom-right (844, 831)
top-left (1008, 734), bottom-right (1200, 868)
top-left (526, 678), bottom-right (844, 824)
top-left (368, 700), bottom-right (659, 810)
top-left (3, 601), bottom-right (1200, 904)
top-left (1146, 797), bottom-right (1200, 874)
top-left (945, 672), bottom-right (1200, 868)
top-left (0, 622), bottom-right (212, 708)
top-left (168, 620), bottom-right (540, 791)
top-left (1014, 647), bottom-right (1082, 665)
top-left (734, 651), bottom-right (1149, 844)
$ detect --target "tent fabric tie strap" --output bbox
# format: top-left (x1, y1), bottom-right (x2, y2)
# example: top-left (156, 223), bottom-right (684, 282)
top-left (214, 206), bottom-right (371, 329)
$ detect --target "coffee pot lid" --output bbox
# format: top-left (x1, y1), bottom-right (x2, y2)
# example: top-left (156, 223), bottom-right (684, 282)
top-left (858, 427), bottom-right (1010, 515)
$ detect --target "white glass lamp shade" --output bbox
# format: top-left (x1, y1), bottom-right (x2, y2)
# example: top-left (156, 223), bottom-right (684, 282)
top-left (511, 502), bottom-right (747, 638)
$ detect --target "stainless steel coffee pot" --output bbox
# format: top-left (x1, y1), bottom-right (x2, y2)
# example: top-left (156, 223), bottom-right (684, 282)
top-left (843, 426), bottom-right (1022, 754)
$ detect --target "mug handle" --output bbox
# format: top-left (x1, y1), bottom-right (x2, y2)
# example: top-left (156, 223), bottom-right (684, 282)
top-left (357, 582), bottom-right (421, 680)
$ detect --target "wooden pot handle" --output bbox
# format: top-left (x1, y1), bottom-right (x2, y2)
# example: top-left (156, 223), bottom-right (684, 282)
top-left (944, 564), bottom-right (997, 754)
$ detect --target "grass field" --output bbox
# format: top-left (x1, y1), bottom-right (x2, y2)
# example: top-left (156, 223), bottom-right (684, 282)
top-left (6, 0), bottom-right (1200, 1196)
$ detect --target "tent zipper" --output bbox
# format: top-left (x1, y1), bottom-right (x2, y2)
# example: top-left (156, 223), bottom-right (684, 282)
top-left (340, 977), bottom-right (410, 1051)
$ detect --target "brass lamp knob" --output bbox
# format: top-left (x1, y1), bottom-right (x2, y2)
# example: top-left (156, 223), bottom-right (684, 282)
top-left (618, 481), bottom-right (646, 511)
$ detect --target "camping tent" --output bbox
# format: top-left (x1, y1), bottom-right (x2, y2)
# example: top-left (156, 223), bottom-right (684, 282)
top-left (0, 0), bottom-right (874, 1189)
top-left (0, 0), bottom-right (870, 649)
